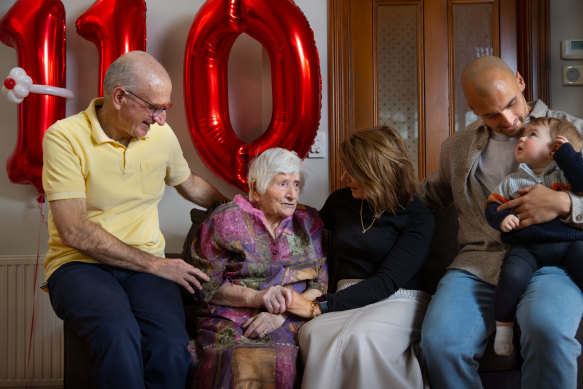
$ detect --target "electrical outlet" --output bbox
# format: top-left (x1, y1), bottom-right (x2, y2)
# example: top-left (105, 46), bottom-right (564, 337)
top-left (308, 131), bottom-right (326, 158)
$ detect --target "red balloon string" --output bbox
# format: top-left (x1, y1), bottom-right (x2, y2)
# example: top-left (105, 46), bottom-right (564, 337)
top-left (26, 195), bottom-right (47, 385)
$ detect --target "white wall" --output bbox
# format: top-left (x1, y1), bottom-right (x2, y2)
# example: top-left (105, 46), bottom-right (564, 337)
top-left (550, 0), bottom-right (583, 118)
top-left (0, 0), bottom-right (329, 258)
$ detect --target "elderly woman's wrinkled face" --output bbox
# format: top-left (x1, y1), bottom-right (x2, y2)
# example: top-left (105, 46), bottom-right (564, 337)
top-left (256, 173), bottom-right (301, 223)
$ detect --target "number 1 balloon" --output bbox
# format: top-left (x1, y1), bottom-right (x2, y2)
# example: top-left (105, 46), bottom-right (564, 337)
top-left (0, 0), bottom-right (67, 197)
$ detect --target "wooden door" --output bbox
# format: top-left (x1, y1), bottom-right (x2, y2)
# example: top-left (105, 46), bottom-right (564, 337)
top-left (328, 0), bottom-right (549, 190)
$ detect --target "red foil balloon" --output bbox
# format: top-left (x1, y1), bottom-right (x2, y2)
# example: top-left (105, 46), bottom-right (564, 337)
top-left (184, 0), bottom-right (322, 192)
top-left (76, 0), bottom-right (147, 96)
top-left (0, 0), bottom-right (67, 196)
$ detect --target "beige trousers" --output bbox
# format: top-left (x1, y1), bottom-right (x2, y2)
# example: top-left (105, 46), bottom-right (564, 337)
top-left (299, 288), bottom-right (430, 389)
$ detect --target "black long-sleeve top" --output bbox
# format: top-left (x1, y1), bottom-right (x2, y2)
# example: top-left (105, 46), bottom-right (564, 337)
top-left (319, 188), bottom-right (435, 312)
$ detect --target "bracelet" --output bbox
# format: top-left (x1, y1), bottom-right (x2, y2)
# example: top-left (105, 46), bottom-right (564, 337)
top-left (310, 300), bottom-right (320, 318)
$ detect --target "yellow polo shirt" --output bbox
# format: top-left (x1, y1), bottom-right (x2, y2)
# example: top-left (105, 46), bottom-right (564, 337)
top-left (42, 98), bottom-right (191, 280)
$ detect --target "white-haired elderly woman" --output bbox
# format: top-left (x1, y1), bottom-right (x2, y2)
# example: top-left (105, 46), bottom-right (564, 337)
top-left (187, 147), bottom-right (328, 389)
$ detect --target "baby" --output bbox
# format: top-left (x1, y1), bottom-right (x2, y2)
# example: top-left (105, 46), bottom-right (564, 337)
top-left (485, 117), bottom-right (583, 356)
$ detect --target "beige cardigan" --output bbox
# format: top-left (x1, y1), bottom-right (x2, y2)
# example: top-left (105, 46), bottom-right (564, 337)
top-left (417, 100), bottom-right (583, 285)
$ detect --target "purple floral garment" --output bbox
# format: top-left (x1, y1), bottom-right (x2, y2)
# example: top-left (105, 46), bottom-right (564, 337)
top-left (187, 194), bottom-right (327, 389)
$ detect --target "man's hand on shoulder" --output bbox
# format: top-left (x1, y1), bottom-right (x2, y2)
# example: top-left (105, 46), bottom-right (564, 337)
top-left (497, 184), bottom-right (571, 228)
top-left (175, 172), bottom-right (229, 209)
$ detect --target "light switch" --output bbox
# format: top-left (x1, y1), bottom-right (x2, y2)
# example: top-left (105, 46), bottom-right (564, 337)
top-left (308, 130), bottom-right (327, 159)
top-left (562, 66), bottom-right (583, 86)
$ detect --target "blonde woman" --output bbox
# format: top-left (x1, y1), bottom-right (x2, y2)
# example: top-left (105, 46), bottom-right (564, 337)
top-left (288, 125), bottom-right (435, 389)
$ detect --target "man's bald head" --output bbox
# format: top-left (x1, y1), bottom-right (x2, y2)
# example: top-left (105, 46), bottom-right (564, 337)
top-left (461, 55), bottom-right (517, 99)
top-left (103, 51), bottom-right (171, 98)
top-left (460, 56), bottom-right (530, 137)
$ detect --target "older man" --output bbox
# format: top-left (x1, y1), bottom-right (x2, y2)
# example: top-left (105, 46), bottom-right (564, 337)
top-left (42, 50), bottom-right (227, 388)
top-left (418, 55), bottom-right (583, 388)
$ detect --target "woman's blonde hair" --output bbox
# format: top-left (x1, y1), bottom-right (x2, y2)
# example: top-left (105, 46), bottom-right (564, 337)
top-left (340, 125), bottom-right (417, 215)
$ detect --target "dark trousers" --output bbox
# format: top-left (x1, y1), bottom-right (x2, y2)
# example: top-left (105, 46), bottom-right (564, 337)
top-left (494, 241), bottom-right (583, 322)
top-left (48, 262), bottom-right (191, 389)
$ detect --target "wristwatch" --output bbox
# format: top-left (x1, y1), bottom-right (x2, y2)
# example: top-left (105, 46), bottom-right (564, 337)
top-left (315, 295), bottom-right (329, 314)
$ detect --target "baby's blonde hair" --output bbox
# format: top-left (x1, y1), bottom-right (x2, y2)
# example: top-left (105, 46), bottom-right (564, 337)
top-left (529, 117), bottom-right (582, 152)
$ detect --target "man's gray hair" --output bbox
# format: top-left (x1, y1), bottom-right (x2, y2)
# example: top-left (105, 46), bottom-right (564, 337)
top-left (248, 147), bottom-right (305, 201)
top-left (102, 55), bottom-right (139, 97)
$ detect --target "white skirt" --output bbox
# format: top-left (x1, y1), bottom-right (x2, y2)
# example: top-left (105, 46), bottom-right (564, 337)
top-left (299, 287), bottom-right (431, 389)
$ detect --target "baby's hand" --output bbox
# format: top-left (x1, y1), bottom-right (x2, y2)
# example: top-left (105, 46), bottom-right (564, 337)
top-left (500, 214), bottom-right (520, 232)
top-left (551, 136), bottom-right (569, 156)
top-left (555, 135), bottom-right (569, 145)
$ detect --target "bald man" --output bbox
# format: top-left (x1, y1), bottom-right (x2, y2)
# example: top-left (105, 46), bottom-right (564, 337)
top-left (42, 51), bottom-right (227, 388)
top-left (417, 56), bottom-right (583, 388)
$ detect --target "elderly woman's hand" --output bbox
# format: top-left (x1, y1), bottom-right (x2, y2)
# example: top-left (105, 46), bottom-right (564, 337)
top-left (256, 285), bottom-right (293, 313)
top-left (242, 312), bottom-right (287, 339)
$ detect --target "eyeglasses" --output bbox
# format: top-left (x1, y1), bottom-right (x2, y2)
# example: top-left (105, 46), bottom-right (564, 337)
top-left (125, 90), bottom-right (173, 118)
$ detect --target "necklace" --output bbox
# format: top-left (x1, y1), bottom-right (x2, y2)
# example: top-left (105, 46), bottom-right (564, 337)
top-left (360, 200), bottom-right (379, 234)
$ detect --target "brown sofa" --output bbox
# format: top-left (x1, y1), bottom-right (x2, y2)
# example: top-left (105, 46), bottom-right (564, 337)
top-left (63, 206), bottom-right (583, 388)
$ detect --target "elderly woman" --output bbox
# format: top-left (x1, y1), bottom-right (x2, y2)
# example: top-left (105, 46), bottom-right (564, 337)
top-left (288, 126), bottom-right (435, 389)
top-left (187, 147), bottom-right (327, 389)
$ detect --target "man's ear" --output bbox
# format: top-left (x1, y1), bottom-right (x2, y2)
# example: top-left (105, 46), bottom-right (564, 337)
top-left (466, 100), bottom-right (478, 116)
top-left (111, 87), bottom-right (125, 110)
top-left (515, 71), bottom-right (526, 93)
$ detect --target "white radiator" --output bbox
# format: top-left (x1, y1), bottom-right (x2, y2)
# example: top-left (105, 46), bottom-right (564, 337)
top-left (0, 256), bottom-right (63, 388)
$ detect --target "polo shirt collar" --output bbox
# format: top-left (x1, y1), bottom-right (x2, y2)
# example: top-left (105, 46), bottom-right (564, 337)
top-left (88, 98), bottom-right (110, 144)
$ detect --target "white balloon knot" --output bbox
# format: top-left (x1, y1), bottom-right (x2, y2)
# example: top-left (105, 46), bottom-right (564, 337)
top-left (2, 67), bottom-right (74, 104)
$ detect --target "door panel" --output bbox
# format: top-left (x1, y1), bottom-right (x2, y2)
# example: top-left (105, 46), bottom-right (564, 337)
top-left (451, 2), bottom-right (497, 134)
top-left (377, 3), bottom-right (422, 177)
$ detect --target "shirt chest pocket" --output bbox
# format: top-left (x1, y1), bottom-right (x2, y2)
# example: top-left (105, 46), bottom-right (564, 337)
top-left (140, 161), bottom-right (166, 196)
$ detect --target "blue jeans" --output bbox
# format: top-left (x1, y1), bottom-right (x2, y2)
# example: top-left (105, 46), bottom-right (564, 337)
top-left (48, 262), bottom-right (191, 389)
top-left (420, 267), bottom-right (582, 389)
top-left (496, 241), bottom-right (583, 322)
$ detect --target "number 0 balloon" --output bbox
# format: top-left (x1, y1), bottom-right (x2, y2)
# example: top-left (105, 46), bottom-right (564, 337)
top-left (184, 0), bottom-right (322, 192)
